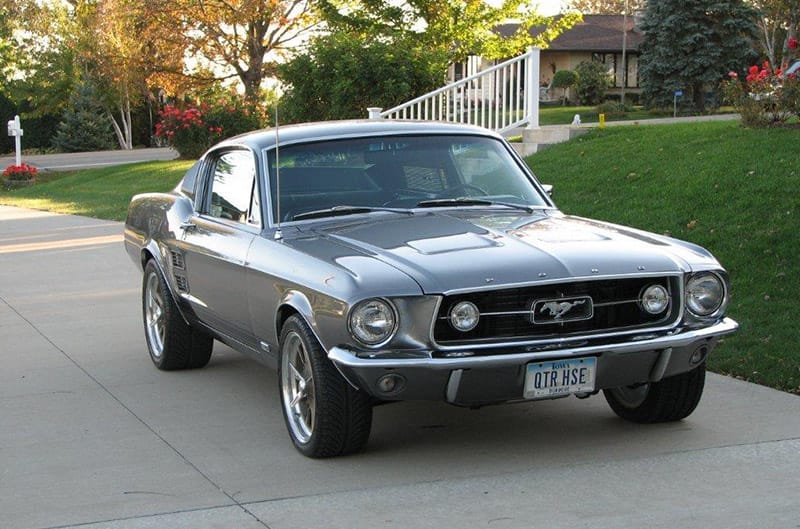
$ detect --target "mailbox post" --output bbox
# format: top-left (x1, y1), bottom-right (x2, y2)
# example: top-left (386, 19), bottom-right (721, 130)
top-left (7, 115), bottom-right (23, 166)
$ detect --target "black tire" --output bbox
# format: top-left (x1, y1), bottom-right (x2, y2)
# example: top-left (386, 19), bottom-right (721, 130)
top-left (604, 363), bottom-right (706, 423)
top-left (142, 259), bottom-right (213, 370)
top-left (278, 315), bottom-right (372, 458)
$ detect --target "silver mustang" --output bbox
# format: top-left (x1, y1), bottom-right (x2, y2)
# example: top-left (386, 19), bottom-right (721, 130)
top-left (124, 120), bottom-right (738, 457)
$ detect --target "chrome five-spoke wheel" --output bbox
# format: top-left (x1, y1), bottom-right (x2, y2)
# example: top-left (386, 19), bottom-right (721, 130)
top-left (141, 259), bottom-right (213, 370)
top-left (144, 271), bottom-right (166, 359)
top-left (280, 330), bottom-right (315, 443)
top-left (278, 315), bottom-right (373, 458)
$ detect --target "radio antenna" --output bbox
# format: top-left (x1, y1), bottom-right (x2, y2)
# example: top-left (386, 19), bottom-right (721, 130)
top-left (274, 104), bottom-right (283, 241)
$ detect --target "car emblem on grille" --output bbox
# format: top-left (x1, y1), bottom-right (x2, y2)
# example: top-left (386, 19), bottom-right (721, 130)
top-left (532, 296), bottom-right (593, 324)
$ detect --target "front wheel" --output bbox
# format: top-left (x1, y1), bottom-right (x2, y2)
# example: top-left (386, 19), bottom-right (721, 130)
top-left (279, 315), bottom-right (372, 458)
top-left (604, 363), bottom-right (706, 423)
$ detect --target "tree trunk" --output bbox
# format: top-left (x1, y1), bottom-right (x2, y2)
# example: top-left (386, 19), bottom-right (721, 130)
top-left (693, 81), bottom-right (705, 113)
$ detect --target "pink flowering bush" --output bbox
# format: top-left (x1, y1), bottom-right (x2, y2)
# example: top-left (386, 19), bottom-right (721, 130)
top-left (156, 95), bottom-right (266, 159)
top-left (723, 61), bottom-right (800, 127)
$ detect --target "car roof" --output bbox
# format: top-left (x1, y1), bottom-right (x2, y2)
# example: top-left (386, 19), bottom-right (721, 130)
top-left (216, 120), bottom-right (503, 151)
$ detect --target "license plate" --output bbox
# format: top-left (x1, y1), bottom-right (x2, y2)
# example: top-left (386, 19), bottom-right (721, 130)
top-left (524, 357), bottom-right (596, 399)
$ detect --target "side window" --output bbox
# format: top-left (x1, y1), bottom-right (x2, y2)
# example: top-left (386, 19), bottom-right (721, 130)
top-left (207, 150), bottom-right (260, 226)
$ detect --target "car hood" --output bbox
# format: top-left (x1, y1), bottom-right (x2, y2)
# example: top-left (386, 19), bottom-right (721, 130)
top-left (294, 210), bottom-right (717, 294)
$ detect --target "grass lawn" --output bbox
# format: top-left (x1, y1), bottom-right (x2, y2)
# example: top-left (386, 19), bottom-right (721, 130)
top-left (538, 105), bottom-right (737, 126)
top-left (0, 160), bottom-right (193, 221)
top-left (528, 120), bottom-right (800, 394)
top-left (1, 120), bottom-right (797, 393)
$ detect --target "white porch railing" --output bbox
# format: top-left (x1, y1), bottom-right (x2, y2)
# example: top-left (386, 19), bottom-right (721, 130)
top-left (368, 48), bottom-right (540, 133)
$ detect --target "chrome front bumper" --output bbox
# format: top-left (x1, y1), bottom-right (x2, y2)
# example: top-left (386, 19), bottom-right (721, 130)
top-left (328, 318), bottom-right (739, 405)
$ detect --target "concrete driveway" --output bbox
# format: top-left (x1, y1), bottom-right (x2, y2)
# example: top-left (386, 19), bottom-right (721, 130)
top-left (1, 205), bottom-right (798, 529)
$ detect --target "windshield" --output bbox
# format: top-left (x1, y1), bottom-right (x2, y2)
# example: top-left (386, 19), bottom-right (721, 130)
top-left (266, 134), bottom-right (548, 223)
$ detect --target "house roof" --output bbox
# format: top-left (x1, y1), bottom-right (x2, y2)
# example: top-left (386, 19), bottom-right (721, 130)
top-left (497, 15), bottom-right (644, 53)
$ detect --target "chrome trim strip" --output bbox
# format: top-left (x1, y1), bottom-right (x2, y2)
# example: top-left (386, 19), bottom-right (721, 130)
top-left (329, 318), bottom-right (738, 370)
top-left (649, 348), bottom-right (673, 382)
top-left (437, 298), bottom-right (663, 319)
top-left (446, 369), bottom-right (464, 403)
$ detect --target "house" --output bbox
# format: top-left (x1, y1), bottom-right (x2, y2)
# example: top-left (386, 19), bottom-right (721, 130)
top-left (451, 15), bottom-right (645, 103)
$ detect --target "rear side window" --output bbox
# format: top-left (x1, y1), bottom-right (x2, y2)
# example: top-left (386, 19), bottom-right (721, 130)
top-left (207, 150), bottom-right (260, 226)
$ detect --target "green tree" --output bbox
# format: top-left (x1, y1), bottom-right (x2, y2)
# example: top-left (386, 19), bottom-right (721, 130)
top-left (551, 69), bottom-right (579, 105)
top-left (574, 61), bottom-right (610, 105)
top-left (51, 81), bottom-right (116, 153)
top-left (318, 0), bottom-right (581, 62)
top-left (638, 0), bottom-right (758, 112)
top-left (278, 33), bottom-right (446, 123)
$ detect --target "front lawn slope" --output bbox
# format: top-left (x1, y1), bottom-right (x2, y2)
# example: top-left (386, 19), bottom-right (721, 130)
top-left (0, 160), bottom-right (193, 221)
top-left (528, 120), bottom-right (800, 393)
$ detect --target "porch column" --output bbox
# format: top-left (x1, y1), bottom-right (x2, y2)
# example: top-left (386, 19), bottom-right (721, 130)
top-left (525, 48), bottom-right (540, 129)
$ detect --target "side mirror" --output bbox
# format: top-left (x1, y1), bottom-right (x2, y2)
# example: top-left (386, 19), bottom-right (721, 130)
top-left (542, 184), bottom-right (553, 197)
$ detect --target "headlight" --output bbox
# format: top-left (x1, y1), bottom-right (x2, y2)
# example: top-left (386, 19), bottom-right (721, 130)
top-left (348, 298), bottom-right (397, 346)
top-left (640, 284), bottom-right (670, 315)
top-left (449, 301), bottom-right (480, 332)
top-left (685, 272), bottom-right (725, 317)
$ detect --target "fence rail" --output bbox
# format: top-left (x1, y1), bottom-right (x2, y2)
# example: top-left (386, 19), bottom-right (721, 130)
top-left (369, 48), bottom-right (540, 133)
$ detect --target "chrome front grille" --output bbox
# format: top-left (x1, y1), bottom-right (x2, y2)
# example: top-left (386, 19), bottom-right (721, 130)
top-left (433, 276), bottom-right (681, 345)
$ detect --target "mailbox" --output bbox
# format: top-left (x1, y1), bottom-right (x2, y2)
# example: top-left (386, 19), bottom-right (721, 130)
top-left (8, 116), bottom-right (22, 137)
top-left (7, 115), bottom-right (23, 166)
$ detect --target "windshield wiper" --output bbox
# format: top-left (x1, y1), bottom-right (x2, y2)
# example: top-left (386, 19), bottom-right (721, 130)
top-left (415, 197), bottom-right (535, 213)
top-left (292, 205), bottom-right (414, 221)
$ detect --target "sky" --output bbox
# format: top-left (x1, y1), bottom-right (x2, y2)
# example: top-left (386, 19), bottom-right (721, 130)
top-left (536, 0), bottom-right (567, 16)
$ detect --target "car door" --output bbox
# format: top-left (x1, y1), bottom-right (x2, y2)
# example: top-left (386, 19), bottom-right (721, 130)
top-left (177, 148), bottom-right (261, 348)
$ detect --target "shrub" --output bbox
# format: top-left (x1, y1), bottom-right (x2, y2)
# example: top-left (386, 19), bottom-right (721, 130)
top-left (551, 70), bottom-right (579, 105)
top-left (156, 95), bottom-right (266, 159)
top-left (596, 101), bottom-right (632, 117)
top-left (574, 61), bottom-right (611, 105)
top-left (2, 163), bottom-right (38, 181)
top-left (279, 33), bottom-right (447, 123)
top-left (722, 62), bottom-right (800, 127)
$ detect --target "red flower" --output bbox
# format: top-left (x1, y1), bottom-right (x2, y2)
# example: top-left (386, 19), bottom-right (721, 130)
top-left (2, 163), bottom-right (38, 180)
top-left (728, 71), bottom-right (738, 79)
top-left (789, 36), bottom-right (798, 50)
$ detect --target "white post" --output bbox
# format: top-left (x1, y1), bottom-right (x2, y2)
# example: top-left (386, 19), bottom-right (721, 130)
top-left (367, 107), bottom-right (383, 120)
top-left (525, 48), bottom-right (540, 129)
top-left (7, 115), bottom-right (23, 166)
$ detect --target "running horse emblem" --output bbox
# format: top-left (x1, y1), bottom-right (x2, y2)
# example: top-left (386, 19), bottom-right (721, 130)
top-left (540, 299), bottom-right (587, 320)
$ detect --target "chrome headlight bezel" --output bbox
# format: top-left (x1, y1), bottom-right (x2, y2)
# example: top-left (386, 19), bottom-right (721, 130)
top-left (640, 284), bottom-right (670, 315)
top-left (449, 301), bottom-right (480, 332)
top-left (685, 271), bottom-right (728, 318)
top-left (347, 298), bottom-right (398, 347)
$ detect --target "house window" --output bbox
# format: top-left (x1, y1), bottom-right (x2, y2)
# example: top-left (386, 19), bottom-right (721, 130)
top-left (592, 53), bottom-right (639, 89)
